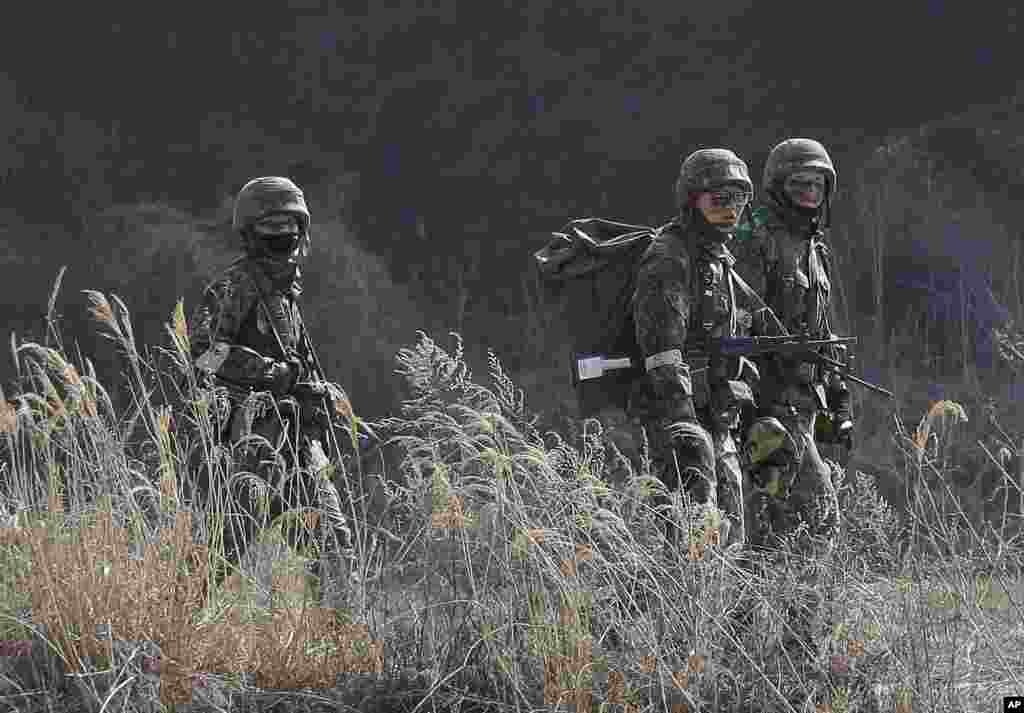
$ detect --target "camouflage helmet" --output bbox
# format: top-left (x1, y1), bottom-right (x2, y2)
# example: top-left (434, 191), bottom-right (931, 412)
top-left (232, 177), bottom-right (311, 236)
top-left (674, 148), bottom-right (753, 209)
top-left (762, 138), bottom-right (837, 196)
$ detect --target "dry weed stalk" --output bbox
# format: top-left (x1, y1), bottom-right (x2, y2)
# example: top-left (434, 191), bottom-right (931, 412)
top-left (0, 397), bottom-right (17, 435)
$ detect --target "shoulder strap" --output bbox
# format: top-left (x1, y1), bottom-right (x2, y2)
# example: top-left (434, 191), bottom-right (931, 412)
top-left (241, 261), bottom-right (295, 360)
top-left (727, 263), bottom-right (789, 337)
top-left (807, 232), bottom-right (835, 337)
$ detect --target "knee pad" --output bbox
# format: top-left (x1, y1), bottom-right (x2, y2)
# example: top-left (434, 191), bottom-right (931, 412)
top-left (665, 421), bottom-right (715, 477)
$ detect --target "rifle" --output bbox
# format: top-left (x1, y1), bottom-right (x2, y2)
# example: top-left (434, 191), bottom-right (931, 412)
top-left (695, 334), bottom-right (894, 399)
top-left (727, 263), bottom-right (894, 400)
top-left (575, 335), bottom-right (887, 391)
top-left (574, 333), bottom-right (892, 404)
top-left (295, 317), bottom-right (349, 447)
top-left (238, 263), bottom-right (346, 441)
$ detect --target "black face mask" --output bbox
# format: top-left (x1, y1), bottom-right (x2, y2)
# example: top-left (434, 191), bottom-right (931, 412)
top-left (259, 233), bottom-right (301, 256)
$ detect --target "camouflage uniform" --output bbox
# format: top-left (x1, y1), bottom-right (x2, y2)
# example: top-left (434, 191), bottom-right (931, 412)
top-left (627, 149), bottom-right (769, 550)
top-left (188, 177), bottom-right (352, 604)
top-left (728, 141), bottom-right (849, 692)
top-left (731, 139), bottom-right (845, 556)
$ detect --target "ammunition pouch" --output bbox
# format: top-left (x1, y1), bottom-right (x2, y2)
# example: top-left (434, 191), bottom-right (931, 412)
top-left (814, 410), bottom-right (854, 450)
top-left (773, 353), bottom-right (816, 386)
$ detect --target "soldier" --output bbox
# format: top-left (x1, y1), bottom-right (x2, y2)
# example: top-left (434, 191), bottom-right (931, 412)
top-left (731, 138), bottom-right (845, 557)
top-left (728, 140), bottom-right (848, 698)
top-left (188, 176), bottom-right (354, 606)
top-left (630, 148), bottom-right (766, 551)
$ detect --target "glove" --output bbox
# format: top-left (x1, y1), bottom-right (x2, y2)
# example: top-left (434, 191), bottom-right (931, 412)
top-left (269, 356), bottom-right (304, 396)
top-left (293, 380), bottom-right (328, 400)
top-left (825, 373), bottom-right (853, 450)
top-left (293, 380), bottom-right (347, 430)
top-left (709, 380), bottom-right (755, 433)
top-left (836, 418), bottom-right (854, 451)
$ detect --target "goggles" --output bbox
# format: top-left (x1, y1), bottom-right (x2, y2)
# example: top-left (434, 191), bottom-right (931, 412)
top-left (261, 233), bottom-right (301, 253)
top-left (707, 190), bottom-right (752, 209)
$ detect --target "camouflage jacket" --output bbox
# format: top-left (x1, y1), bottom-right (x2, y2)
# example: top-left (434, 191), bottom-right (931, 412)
top-left (732, 195), bottom-right (848, 405)
top-left (189, 256), bottom-right (315, 400)
top-left (630, 216), bottom-right (760, 424)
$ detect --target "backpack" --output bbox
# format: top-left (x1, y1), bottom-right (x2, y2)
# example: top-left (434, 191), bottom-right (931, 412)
top-left (533, 217), bottom-right (662, 418)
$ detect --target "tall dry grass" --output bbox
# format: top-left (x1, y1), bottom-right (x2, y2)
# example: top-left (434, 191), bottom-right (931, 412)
top-left (0, 275), bottom-right (383, 711)
top-left (0, 275), bottom-right (1023, 711)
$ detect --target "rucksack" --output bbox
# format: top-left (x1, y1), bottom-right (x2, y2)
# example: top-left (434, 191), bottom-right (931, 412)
top-left (533, 217), bottom-right (663, 418)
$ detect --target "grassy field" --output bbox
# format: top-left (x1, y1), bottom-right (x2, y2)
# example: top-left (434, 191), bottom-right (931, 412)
top-left (0, 286), bottom-right (1022, 712)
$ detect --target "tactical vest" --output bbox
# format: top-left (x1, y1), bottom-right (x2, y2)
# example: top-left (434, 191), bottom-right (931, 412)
top-left (681, 232), bottom-right (751, 407)
top-left (236, 262), bottom-right (311, 368)
top-left (765, 226), bottom-right (832, 338)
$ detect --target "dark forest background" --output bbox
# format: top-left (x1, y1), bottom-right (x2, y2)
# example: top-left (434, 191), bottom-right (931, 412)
top-left (2, 1), bottom-right (1023, 513)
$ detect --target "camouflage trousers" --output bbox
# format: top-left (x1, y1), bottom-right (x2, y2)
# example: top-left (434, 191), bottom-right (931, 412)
top-left (743, 390), bottom-right (840, 558)
top-left (597, 407), bottom-right (745, 549)
top-left (736, 392), bottom-right (841, 683)
top-left (194, 397), bottom-right (353, 604)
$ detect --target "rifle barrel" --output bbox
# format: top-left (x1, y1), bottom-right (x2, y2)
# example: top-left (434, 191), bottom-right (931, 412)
top-left (713, 336), bottom-right (856, 357)
top-left (843, 372), bottom-right (895, 399)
